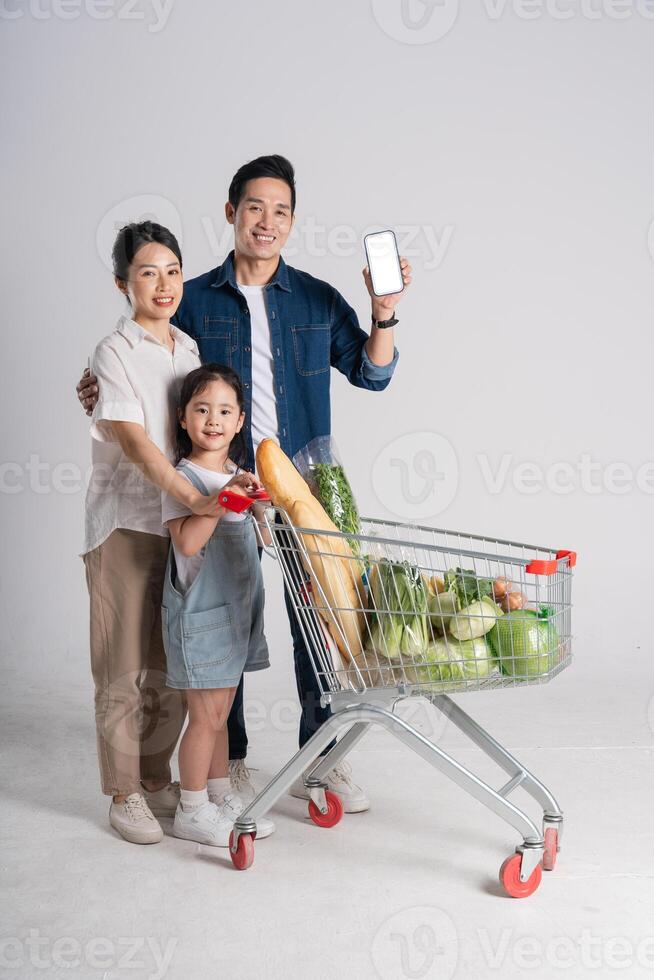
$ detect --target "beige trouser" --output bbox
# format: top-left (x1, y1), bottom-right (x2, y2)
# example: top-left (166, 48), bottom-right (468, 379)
top-left (83, 528), bottom-right (187, 796)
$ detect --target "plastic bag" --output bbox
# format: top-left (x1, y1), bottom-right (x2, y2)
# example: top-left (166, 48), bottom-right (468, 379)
top-left (293, 436), bottom-right (362, 551)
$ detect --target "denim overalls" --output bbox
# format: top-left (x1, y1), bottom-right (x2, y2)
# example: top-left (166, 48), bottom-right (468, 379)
top-left (162, 462), bottom-right (270, 690)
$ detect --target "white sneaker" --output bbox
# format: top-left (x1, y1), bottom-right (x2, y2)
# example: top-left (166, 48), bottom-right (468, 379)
top-left (209, 791), bottom-right (276, 840)
top-left (289, 761), bottom-right (370, 813)
top-left (229, 759), bottom-right (256, 804)
top-left (142, 781), bottom-right (180, 818)
top-left (109, 793), bottom-right (164, 844)
top-left (173, 800), bottom-right (233, 847)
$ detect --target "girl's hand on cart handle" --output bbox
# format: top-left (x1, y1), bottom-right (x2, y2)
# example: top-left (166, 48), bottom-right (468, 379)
top-left (224, 471), bottom-right (264, 495)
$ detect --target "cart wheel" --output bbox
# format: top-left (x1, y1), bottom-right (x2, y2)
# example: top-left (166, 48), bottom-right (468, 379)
top-left (308, 790), bottom-right (344, 828)
top-left (499, 853), bottom-right (542, 898)
top-left (229, 831), bottom-right (254, 870)
top-left (542, 827), bottom-right (558, 871)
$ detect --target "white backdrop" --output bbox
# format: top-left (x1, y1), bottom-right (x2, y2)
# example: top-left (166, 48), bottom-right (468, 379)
top-left (2, 1), bottom-right (652, 721)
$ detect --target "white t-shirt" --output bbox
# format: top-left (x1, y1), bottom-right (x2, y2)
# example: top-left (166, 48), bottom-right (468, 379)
top-left (83, 316), bottom-right (201, 555)
top-left (237, 283), bottom-right (279, 458)
top-left (161, 459), bottom-right (245, 594)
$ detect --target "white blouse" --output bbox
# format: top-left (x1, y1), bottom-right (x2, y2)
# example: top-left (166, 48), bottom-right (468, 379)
top-left (82, 315), bottom-right (201, 555)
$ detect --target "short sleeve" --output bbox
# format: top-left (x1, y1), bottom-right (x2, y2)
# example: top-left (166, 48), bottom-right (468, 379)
top-left (90, 342), bottom-right (145, 443)
top-left (161, 471), bottom-right (194, 527)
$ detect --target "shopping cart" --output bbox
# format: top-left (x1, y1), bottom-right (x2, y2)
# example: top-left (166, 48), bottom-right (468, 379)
top-left (229, 507), bottom-right (576, 898)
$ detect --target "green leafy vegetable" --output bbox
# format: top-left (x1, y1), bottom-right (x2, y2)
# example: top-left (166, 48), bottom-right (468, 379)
top-left (367, 559), bottom-right (430, 659)
top-left (449, 596), bottom-right (503, 641)
top-left (312, 463), bottom-right (361, 553)
top-left (444, 567), bottom-right (494, 607)
top-left (406, 636), bottom-right (493, 685)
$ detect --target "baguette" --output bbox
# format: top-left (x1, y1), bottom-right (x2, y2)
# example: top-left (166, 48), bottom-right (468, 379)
top-left (256, 439), bottom-right (366, 660)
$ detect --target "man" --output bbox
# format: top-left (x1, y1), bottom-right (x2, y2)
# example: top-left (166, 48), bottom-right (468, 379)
top-left (78, 154), bottom-right (411, 811)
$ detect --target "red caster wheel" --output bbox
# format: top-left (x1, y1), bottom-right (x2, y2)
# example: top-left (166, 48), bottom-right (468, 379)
top-left (308, 790), bottom-right (344, 828)
top-left (499, 853), bottom-right (542, 898)
top-left (543, 827), bottom-right (558, 871)
top-left (229, 831), bottom-right (254, 870)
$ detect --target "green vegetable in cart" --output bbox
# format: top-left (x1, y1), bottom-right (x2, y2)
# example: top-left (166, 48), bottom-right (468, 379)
top-left (311, 463), bottom-right (361, 551)
top-left (427, 589), bottom-right (460, 634)
top-left (449, 596), bottom-right (503, 642)
top-left (488, 607), bottom-right (560, 677)
top-left (406, 636), bottom-right (493, 684)
top-left (367, 559), bottom-right (430, 659)
top-left (444, 567), bottom-right (494, 607)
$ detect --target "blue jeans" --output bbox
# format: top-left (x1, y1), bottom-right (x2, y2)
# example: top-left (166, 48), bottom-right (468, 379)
top-left (227, 538), bottom-right (334, 759)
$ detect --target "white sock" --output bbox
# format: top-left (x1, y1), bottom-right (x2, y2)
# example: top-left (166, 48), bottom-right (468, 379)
top-left (180, 787), bottom-right (208, 812)
top-left (207, 776), bottom-right (231, 802)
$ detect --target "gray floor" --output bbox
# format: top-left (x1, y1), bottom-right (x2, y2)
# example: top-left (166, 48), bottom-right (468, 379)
top-left (3, 638), bottom-right (653, 980)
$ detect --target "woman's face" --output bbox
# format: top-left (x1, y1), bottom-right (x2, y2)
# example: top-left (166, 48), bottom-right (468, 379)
top-left (117, 242), bottom-right (183, 320)
top-left (180, 378), bottom-right (245, 458)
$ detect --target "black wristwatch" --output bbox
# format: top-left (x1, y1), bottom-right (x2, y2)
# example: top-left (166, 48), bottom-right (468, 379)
top-left (371, 313), bottom-right (399, 329)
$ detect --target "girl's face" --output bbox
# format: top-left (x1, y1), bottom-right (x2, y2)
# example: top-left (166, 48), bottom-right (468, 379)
top-left (180, 378), bottom-right (245, 458)
top-left (116, 242), bottom-right (183, 320)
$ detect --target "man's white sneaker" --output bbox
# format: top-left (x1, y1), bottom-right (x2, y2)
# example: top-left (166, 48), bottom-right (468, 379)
top-left (228, 759), bottom-right (257, 804)
top-left (142, 781), bottom-right (180, 818)
top-left (109, 794), bottom-right (164, 844)
top-left (173, 801), bottom-right (234, 847)
top-left (209, 791), bottom-right (276, 840)
top-left (289, 761), bottom-right (370, 813)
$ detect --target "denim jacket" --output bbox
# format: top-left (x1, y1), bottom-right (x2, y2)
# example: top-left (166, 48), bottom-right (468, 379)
top-left (173, 251), bottom-right (399, 472)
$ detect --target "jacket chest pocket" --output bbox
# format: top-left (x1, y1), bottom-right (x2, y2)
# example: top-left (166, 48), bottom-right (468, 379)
top-left (200, 317), bottom-right (238, 368)
top-left (290, 325), bottom-right (331, 377)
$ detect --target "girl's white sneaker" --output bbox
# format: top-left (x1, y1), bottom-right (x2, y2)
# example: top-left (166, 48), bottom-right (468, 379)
top-left (173, 800), bottom-right (234, 847)
top-left (109, 794), bottom-right (164, 844)
top-left (209, 791), bottom-right (276, 840)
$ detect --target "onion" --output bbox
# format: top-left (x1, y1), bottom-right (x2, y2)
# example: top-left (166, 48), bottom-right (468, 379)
top-left (492, 577), bottom-right (512, 600)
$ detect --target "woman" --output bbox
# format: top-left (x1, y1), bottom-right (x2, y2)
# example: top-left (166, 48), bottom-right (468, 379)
top-left (83, 221), bottom-right (224, 843)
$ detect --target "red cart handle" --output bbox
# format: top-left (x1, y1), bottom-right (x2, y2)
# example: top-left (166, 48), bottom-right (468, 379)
top-left (525, 550), bottom-right (577, 575)
top-left (219, 488), bottom-right (271, 513)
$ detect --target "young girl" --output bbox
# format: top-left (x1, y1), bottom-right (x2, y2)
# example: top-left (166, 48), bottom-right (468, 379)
top-left (161, 364), bottom-right (275, 846)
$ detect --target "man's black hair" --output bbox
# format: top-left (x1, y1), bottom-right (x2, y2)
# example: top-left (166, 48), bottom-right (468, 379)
top-left (228, 154), bottom-right (296, 214)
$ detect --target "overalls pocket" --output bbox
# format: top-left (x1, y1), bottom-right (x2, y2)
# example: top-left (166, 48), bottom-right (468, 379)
top-left (180, 604), bottom-right (234, 671)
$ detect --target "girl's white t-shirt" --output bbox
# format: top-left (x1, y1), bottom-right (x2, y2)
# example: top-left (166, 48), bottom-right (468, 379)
top-left (161, 459), bottom-right (245, 594)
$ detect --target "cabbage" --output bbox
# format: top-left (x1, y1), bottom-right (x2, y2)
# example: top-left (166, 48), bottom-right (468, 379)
top-left (449, 596), bottom-right (503, 641)
top-left (406, 636), bottom-right (493, 685)
top-left (427, 590), bottom-right (459, 634)
top-left (488, 608), bottom-right (559, 677)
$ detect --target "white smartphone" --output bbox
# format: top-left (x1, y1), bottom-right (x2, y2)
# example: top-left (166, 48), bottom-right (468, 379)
top-left (364, 230), bottom-right (404, 297)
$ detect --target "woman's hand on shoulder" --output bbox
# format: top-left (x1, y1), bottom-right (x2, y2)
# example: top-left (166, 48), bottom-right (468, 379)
top-left (189, 491), bottom-right (224, 517)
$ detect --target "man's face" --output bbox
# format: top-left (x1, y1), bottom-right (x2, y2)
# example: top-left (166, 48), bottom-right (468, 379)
top-left (226, 177), bottom-right (294, 261)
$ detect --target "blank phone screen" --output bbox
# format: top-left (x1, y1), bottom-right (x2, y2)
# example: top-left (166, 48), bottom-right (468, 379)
top-left (365, 231), bottom-right (403, 297)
